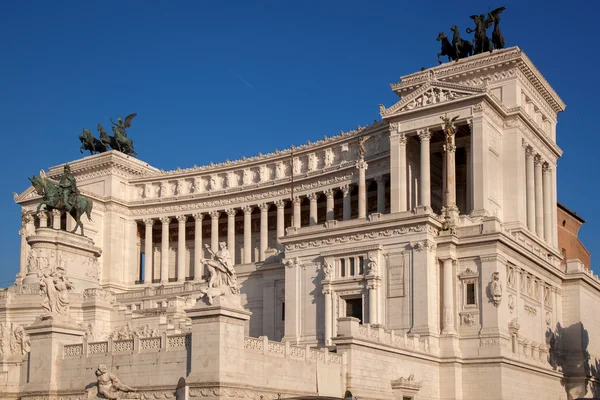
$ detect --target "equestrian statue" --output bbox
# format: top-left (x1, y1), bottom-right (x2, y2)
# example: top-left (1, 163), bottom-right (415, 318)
top-left (78, 113), bottom-right (137, 156)
top-left (28, 164), bottom-right (93, 236)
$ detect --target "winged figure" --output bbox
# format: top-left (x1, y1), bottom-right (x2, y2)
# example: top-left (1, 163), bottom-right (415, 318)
top-left (441, 114), bottom-right (459, 137)
top-left (486, 7), bottom-right (506, 50)
top-left (110, 113), bottom-right (137, 137)
top-left (468, 14), bottom-right (491, 54)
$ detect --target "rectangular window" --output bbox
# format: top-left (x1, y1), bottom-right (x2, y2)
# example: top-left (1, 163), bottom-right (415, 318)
top-left (345, 298), bottom-right (363, 323)
top-left (358, 256), bottom-right (364, 275)
top-left (340, 259), bottom-right (346, 277)
top-left (466, 283), bottom-right (476, 305)
top-left (349, 258), bottom-right (355, 276)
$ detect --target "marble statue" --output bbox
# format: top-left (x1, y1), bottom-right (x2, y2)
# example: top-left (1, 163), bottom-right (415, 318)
top-left (488, 272), bottom-right (503, 307)
top-left (39, 266), bottom-right (73, 316)
top-left (323, 261), bottom-right (333, 279)
top-left (367, 254), bottom-right (378, 275)
top-left (200, 242), bottom-right (240, 304)
top-left (89, 364), bottom-right (138, 400)
top-left (29, 165), bottom-right (93, 235)
top-left (358, 136), bottom-right (371, 160)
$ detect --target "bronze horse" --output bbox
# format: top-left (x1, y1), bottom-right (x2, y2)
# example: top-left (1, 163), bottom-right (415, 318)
top-left (436, 32), bottom-right (456, 64)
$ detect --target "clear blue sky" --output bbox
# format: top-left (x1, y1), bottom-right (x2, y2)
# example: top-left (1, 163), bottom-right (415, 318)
top-left (1, 1), bottom-right (598, 286)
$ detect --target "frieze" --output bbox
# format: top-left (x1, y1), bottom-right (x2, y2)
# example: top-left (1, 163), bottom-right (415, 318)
top-left (285, 225), bottom-right (427, 251)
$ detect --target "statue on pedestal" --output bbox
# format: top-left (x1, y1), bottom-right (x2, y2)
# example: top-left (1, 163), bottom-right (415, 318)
top-left (29, 165), bottom-right (93, 236)
top-left (199, 242), bottom-right (240, 304)
top-left (87, 364), bottom-right (138, 400)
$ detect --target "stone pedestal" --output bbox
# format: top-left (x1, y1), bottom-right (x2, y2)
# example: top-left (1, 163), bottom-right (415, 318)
top-left (23, 228), bottom-right (102, 291)
top-left (186, 294), bottom-right (251, 385)
top-left (23, 315), bottom-right (85, 393)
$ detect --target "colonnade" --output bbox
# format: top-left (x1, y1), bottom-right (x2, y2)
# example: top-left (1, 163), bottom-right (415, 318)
top-left (524, 144), bottom-right (556, 245)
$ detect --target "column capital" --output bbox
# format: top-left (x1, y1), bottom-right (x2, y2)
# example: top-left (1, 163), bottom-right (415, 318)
top-left (397, 132), bottom-right (407, 145)
top-left (307, 193), bottom-right (317, 202)
top-left (467, 118), bottom-right (473, 133)
top-left (374, 175), bottom-right (387, 185)
top-left (258, 203), bottom-right (269, 212)
top-left (417, 128), bottom-right (431, 141)
top-left (324, 188), bottom-right (335, 199)
top-left (192, 212), bottom-right (204, 221)
top-left (543, 163), bottom-right (553, 173)
top-left (340, 184), bottom-right (351, 196)
top-left (225, 208), bottom-right (237, 217)
top-left (176, 215), bottom-right (188, 224)
top-left (389, 121), bottom-right (400, 134)
top-left (275, 199), bottom-right (286, 209)
top-left (209, 210), bottom-right (221, 220)
top-left (143, 218), bottom-right (154, 226)
top-left (534, 154), bottom-right (544, 166)
top-left (159, 216), bottom-right (171, 225)
top-left (51, 209), bottom-right (61, 218)
top-left (291, 196), bottom-right (301, 206)
top-left (242, 205), bottom-right (253, 215)
top-left (525, 146), bottom-right (535, 158)
top-left (356, 159), bottom-right (368, 170)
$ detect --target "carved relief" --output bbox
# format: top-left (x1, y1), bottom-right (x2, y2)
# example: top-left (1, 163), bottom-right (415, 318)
top-left (324, 148), bottom-right (334, 167)
top-left (39, 266), bottom-right (73, 316)
top-left (307, 153), bottom-right (317, 171)
top-left (487, 272), bottom-right (502, 307)
top-left (508, 294), bottom-right (515, 313)
top-left (0, 323), bottom-right (30, 356)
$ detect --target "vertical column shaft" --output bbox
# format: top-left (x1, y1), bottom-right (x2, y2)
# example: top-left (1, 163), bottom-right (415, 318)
top-left (375, 176), bottom-right (386, 213)
top-left (37, 211), bottom-right (48, 228)
top-left (442, 258), bottom-right (456, 334)
top-left (369, 284), bottom-right (378, 324)
top-left (466, 145), bottom-right (472, 214)
top-left (210, 211), bottom-right (220, 252)
top-left (543, 164), bottom-right (552, 242)
top-left (308, 193), bottom-right (317, 225)
top-left (292, 197), bottom-right (301, 229)
top-left (534, 156), bottom-right (544, 238)
top-left (418, 129), bottom-right (431, 208)
top-left (52, 209), bottom-right (61, 230)
top-left (259, 203), bottom-right (269, 262)
top-left (275, 200), bottom-right (285, 249)
top-left (323, 287), bottom-right (332, 346)
top-left (176, 215), bottom-right (187, 282)
top-left (526, 147), bottom-right (536, 232)
top-left (144, 219), bottom-right (154, 283)
top-left (341, 185), bottom-right (351, 220)
top-left (226, 209), bottom-right (236, 265)
top-left (243, 206), bottom-right (253, 263)
top-left (325, 189), bottom-right (334, 221)
top-left (398, 133), bottom-right (408, 211)
top-left (446, 138), bottom-right (457, 207)
top-left (357, 161), bottom-right (368, 218)
top-left (193, 213), bottom-right (203, 281)
top-left (160, 217), bottom-right (171, 284)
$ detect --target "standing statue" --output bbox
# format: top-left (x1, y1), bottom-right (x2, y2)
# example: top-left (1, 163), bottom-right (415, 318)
top-left (487, 7), bottom-right (506, 50)
top-left (488, 272), bottom-right (503, 307)
top-left (436, 32), bottom-right (456, 64)
top-left (450, 25), bottom-right (473, 60)
top-left (110, 113), bottom-right (137, 137)
top-left (39, 266), bottom-right (73, 316)
top-left (29, 166), bottom-right (93, 236)
top-left (89, 364), bottom-right (138, 400)
top-left (358, 136), bottom-right (371, 160)
top-left (441, 114), bottom-right (459, 138)
top-left (467, 14), bottom-right (491, 54)
top-left (201, 242), bottom-right (239, 295)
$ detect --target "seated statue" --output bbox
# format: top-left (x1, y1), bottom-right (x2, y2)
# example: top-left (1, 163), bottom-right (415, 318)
top-left (88, 364), bottom-right (138, 400)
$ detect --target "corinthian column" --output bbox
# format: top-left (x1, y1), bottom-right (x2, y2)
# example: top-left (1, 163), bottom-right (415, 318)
top-left (357, 160), bottom-right (368, 219)
top-left (292, 196), bottom-right (301, 228)
top-left (275, 200), bottom-right (285, 249)
top-left (543, 164), bottom-right (552, 242)
top-left (442, 258), bottom-right (456, 334)
top-left (176, 215), bottom-right (187, 282)
top-left (226, 209), bottom-right (236, 265)
top-left (323, 287), bottom-right (332, 346)
top-left (242, 206), bottom-right (253, 263)
top-left (418, 128), bottom-right (431, 208)
top-left (375, 176), bottom-right (386, 214)
top-left (325, 189), bottom-right (335, 221)
top-left (259, 203), bottom-right (269, 261)
top-left (193, 213), bottom-right (203, 281)
top-left (534, 156), bottom-right (544, 238)
top-left (143, 218), bottom-right (154, 284)
top-left (341, 185), bottom-right (351, 220)
top-left (397, 133), bottom-right (408, 212)
top-left (159, 216), bottom-right (171, 284)
top-left (308, 193), bottom-right (318, 225)
top-left (525, 146), bottom-right (536, 232)
top-left (209, 210), bottom-right (220, 252)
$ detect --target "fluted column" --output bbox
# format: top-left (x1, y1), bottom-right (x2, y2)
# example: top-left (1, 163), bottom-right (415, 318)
top-left (357, 160), bottom-right (368, 218)
top-left (442, 258), bottom-right (456, 334)
top-left (226, 209), bottom-right (236, 265)
top-left (143, 218), bottom-right (154, 283)
top-left (534, 156), bottom-right (544, 238)
top-left (52, 209), bottom-right (61, 230)
top-left (368, 282), bottom-right (378, 325)
top-left (37, 211), bottom-right (48, 228)
top-left (341, 185), bottom-right (351, 221)
top-left (325, 189), bottom-right (335, 221)
top-left (543, 164), bottom-right (552, 242)
top-left (308, 193), bottom-right (318, 225)
top-left (418, 128), bottom-right (431, 208)
top-left (292, 197), bottom-right (301, 228)
top-left (259, 203), bottom-right (269, 261)
top-left (193, 213), bottom-right (204, 281)
top-left (398, 133), bottom-right (408, 212)
top-left (375, 176), bottom-right (386, 214)
top-left (275, 200), bottom-right (285, 249)
top-left (176, 215), bottom-right (187, 282)
top-left (243, 206), bottom-right (253, 263)
top-left (159, 216), bottom-right (171, 284)
top-left (209, 211), bottom-right (220, 252)
top-left (323, 286), bottom-right (332, 346)
top-left (525, 146), bottom-right (536, 232)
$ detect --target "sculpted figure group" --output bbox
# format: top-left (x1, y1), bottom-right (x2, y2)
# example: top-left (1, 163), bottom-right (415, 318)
top-left (39, 266), bottom-right (73, 316)
top-left (437, 7), bottom-right (506, 64)
top-left (79, 114), bottom-right (137, 156)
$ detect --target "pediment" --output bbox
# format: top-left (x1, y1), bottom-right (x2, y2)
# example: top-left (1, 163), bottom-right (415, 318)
top-left (14, 186), bottom-right (40, 204)
top-left (458, 267), bottom-right (479, 280)
top-left (379, 82), bottom-right (484, 118)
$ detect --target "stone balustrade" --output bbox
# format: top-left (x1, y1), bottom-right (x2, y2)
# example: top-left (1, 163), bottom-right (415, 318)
top-left (63, 333), bottom-right (190, 358)
top-left (243, 336), bottom-right (343, 365)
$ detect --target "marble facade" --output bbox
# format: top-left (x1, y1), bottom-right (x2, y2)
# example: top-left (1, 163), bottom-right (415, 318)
top-left (4, 47), bottom-right (599, 400)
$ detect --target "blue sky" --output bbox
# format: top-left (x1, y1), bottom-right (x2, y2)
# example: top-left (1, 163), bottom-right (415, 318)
top-left (1, 1), bottom-right (598, 285)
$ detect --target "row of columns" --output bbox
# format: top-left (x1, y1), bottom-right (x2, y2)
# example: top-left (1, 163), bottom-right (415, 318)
top-left (139, 174), bottom-right (388, 284)
top-left (524, 144), bottom-right (554, 244)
